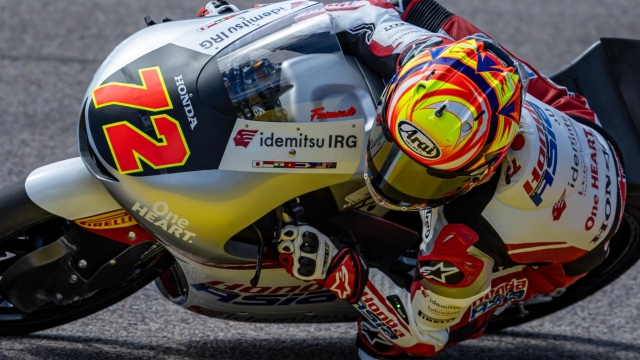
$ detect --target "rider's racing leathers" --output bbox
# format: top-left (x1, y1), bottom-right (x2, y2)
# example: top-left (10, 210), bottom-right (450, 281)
top-left (199, 1), bottom-right (627, 358)
top-left (318, 0), bottom-right (627, 358)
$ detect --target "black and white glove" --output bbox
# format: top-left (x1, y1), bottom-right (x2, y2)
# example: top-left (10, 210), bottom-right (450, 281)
top-left (277, 225), bottom-right (337, 281)
top-left (197, 0), bottom-right (239, 17)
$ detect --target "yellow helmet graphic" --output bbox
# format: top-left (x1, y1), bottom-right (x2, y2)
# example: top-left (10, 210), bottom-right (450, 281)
top-left (366, 38), bottom-right (527, 210)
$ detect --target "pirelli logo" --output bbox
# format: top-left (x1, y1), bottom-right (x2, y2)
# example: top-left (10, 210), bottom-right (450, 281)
top-left (75, 209), bottom-right (137, 229)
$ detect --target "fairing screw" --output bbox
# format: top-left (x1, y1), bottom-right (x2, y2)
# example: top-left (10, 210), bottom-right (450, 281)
top-left (127, 231), bottom-right (137, 241)
top-left (296, 127), bottom-right (300, 131)
top-left (69, 275), bottom-right (78, 283)
top-left (352, 124), bottom-right (355, 128)
top-left (289, 149), bottom-right (296, 157)
top-left (78, 260), bottom-right (87, 269)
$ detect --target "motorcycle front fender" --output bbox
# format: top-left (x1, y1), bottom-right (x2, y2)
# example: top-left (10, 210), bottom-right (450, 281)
top-left (25, 157), bottom-right (121, 220)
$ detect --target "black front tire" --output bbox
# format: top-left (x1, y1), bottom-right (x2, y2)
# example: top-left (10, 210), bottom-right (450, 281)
top-left (0, 182), bottom-right (173, 336)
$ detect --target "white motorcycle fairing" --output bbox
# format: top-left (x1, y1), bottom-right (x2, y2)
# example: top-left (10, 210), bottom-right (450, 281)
top-left (24, 157), bottom-right (120, 220)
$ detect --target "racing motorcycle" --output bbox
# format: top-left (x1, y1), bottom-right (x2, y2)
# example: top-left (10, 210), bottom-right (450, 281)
top-left (1, 1), bottom-right (639, 336)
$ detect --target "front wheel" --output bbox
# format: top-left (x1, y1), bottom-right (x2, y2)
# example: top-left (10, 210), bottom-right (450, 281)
top-left (0, 182), bottom-right (173, 336)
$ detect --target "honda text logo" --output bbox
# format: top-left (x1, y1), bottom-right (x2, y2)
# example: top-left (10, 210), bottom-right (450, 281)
top-left (397, 120), bottom-right (441, 159)
top-left (233, 129), bottom-right (259, 148)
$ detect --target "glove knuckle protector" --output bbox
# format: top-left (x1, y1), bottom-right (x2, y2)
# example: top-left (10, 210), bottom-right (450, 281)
top-left (277, 225), bottom-right (336, 281)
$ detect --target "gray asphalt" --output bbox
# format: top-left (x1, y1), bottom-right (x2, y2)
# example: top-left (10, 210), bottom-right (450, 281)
top-left (1, 0), bottom-right (640, 359)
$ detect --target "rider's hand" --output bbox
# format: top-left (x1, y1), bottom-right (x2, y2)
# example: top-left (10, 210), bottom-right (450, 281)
top-left (197, 1), bottom-right (239, 17)
top-left (277, 225), bottom-right (337, 281)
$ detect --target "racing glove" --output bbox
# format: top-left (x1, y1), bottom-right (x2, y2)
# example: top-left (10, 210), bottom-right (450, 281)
top-left (277, 224), bottom-right (369, 304)
top-left (277, 225), bottom-right (337, 281)
top-left (197, 0), bottom-right (239, 17)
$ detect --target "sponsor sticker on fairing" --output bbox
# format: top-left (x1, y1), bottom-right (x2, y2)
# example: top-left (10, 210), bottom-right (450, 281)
top-left (310, 106), bottom-right (357, 121)
top-left (130, 201), bottom-right (196, 243)
top-left (193, 281), bottom-right (337, 306)
top-left (172, 1), bottom-right (316, 55)
top-left (196, 9), bottom-right (252, 33)
top-left (218, 118), bottom-right (364, 174)
top-left (75, 209), bottom-right (137, 229)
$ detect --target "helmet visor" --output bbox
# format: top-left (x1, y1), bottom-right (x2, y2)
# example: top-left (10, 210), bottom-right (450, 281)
top-left (365, 123), bottom-right (486, 209)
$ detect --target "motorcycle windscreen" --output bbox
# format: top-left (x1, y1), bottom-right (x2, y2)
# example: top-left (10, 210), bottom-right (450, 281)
top-left (214, 4), bottom-right (350, 121)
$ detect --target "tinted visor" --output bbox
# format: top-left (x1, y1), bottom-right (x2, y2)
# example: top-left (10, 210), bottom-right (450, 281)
top-left (366, 123), bottom-right (486, 209)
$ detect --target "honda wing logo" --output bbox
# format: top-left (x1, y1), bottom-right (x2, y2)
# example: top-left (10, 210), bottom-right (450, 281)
top-left (552, 189), bottom-right (568, 221)
top-left (397, 120), bottom-right (441, 159)
top-left (233, 129), bottom-right (259, 148)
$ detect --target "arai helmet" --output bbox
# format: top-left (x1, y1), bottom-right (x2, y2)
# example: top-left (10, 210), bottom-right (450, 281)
top-left (366, 37), bottom-right (529, 210)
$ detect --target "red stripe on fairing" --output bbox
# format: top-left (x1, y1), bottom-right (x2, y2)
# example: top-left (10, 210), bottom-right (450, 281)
top-left (325, 6), bottom-right (364, 11)
top-left (505, 242), bottom-right (567, 251)
top-left (508, 246), bottom-right (588, 264)
top-left (365, 282), bottom-right (411, 333)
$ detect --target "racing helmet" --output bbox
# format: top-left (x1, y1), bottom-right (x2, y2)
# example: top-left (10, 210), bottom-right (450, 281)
top-left (365, 37), bottom-right (529, 210)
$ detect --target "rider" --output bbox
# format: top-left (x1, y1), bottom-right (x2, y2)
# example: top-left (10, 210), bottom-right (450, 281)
top-left (200, 0), bottom-right (627, 358)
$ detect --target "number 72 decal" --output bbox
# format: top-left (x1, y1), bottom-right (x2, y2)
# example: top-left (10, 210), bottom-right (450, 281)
top-left (103, 115), bottom-right (190, 174)
top-left (92, 67), bottom-right (173, 111)
top-left (92, 67), bottom-right (190, 174)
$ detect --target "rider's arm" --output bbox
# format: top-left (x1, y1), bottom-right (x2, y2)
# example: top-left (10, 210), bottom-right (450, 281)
top-left (401, 0), bottom-right (598, 123)
top-left (324, 0), bottom-right (453, 78)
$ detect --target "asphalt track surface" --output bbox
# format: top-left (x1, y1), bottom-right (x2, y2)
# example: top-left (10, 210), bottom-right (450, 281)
top-left (1, 0), bottom-right (640, 359)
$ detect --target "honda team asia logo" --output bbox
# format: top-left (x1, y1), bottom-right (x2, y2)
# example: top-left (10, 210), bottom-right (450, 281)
top-left (397, 120), bottom-right (441, 159)
top-left (521, 101), bottom-right (558, 206)
top-left (233, 129), bottom-right (259, 148)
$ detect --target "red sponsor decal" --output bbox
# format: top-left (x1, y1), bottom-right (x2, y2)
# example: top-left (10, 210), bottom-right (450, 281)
top-left (583, 128), bottom-right (600, 231)
top-left (552, 189), bottom-right (567, 221)
top-left (310, 106), bottom-right (357, 121)
top-left (233, 129), bottom-right (259, 147)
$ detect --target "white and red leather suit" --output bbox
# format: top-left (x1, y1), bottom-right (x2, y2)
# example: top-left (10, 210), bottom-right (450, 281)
top-left (317, 0), bottom-right (627, 358)
top-left (199, 1), bottom-right (628, 358)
